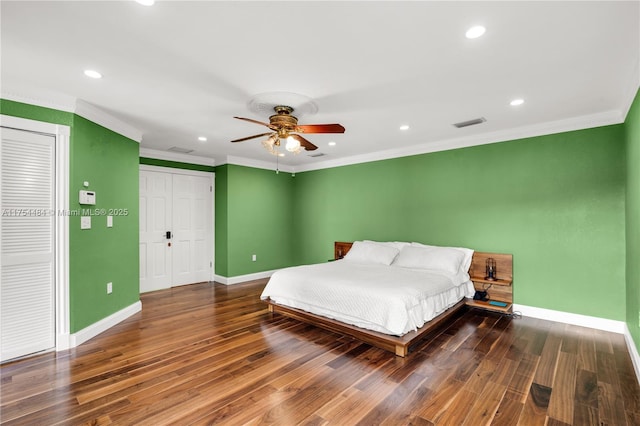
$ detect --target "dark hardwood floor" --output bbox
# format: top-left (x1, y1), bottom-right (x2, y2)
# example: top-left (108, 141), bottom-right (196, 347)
top-left (1, 279), bottom-right (639, 425)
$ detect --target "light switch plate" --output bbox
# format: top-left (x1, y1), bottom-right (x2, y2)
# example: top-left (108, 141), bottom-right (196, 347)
top-left (107, 215), bottom-right (113, 227)
top-left (81, 216), bottom-right (91, 229)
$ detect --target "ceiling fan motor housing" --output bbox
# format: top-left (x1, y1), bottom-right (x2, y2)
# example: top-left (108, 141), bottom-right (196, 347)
top-left (270, 106), bottom-right (298, 136)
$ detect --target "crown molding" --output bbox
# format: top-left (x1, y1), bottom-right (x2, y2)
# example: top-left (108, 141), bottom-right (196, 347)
top-left (139, 147), bottom-right (215, 166)
top-left (75, 100), bottom-right (142, 143)
top-left (221, 155), bottom-right (295, 174)
top-left (1, 92), bottom-right (143, 143)
top-left (1, 91), bottom-right (76, 113)
top-left (295, 109), bottom-right (625, 173)
top-left (621, 58), bottom-right (640, 121)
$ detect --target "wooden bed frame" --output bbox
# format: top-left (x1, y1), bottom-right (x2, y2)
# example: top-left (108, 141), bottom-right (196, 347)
top-left (265, 241), bottom-right (473, 357)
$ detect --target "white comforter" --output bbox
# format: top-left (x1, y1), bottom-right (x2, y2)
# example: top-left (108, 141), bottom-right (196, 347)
top-left (260, 260), bottom-right (475, 336)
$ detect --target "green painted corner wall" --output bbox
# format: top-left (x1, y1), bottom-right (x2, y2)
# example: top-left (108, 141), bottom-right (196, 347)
top-left (214, 165), bottom-right (229, 277)
top-left (215, 164), bottom-right (295, 277)
top-left (626, 88), bottom-right (640, 351)
top-left (70, 116), bottom-right (139, 332)
top-left (2, 99), bottom-right (140, 333)
top-left (293, 125), bottom-right (626, 321)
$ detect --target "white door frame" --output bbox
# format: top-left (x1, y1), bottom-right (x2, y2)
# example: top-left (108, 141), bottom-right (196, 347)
top-left (139, 164), bottom-right (215, 282)
top-left (0, 114), bottom-right (71, 352)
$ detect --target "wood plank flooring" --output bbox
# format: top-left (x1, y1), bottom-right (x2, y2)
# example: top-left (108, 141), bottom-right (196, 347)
top-left (1, 279), bottom-right (639, 425)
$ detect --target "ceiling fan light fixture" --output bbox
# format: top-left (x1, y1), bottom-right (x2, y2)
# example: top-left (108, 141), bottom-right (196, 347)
top-left (285, 135), bottom-right (301, 153)
top-left (262, 133), bottom-right (279, 155)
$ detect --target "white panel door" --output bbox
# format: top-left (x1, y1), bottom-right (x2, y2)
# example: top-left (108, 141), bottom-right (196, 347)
top-left (139, 170), bottom-right (173, 293)
top-left (172, 174), bottom-right (212, 286)
top-left (140, 168), bottom-right (212, 292)
top-left (1, 127), bottom-right (55, 362)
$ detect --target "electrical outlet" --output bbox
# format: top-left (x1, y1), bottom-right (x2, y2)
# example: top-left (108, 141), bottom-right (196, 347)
top-left (252, 254), bottom-right (257, 262)
top-left (107, 282), bottom-right (113, 294)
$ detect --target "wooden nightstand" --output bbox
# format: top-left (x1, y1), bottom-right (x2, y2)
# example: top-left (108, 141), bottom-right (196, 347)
top-left (465, 252), bottom-right (513, 314)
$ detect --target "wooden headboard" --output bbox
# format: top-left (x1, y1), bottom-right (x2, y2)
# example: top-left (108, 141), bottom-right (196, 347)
top-left (334, 241), bottom-right (353, 259)
top-left (333, 241), bottom-right (512, 280)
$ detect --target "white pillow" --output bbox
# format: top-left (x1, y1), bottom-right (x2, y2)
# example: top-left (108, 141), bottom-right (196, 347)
top-left (343, 241), bottom-right (400, 265)
top-left (363, 240), bottom-right (410, 251)
top-left (393, 245), bottom-right (465, 274)
top-left (411, 242), bottom-right (474, 272)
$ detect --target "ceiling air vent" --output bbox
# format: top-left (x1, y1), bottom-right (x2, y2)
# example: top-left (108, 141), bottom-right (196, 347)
top-left (308, 152), bottom-right (326, 158)
top-left (453, 117), bottom-right (486, 128)
top-left (167, 146), bottom-right (194, 154)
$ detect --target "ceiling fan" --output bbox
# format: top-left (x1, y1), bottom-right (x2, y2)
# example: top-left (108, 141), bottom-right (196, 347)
top-left (231, 105), bottom-right (345, 155)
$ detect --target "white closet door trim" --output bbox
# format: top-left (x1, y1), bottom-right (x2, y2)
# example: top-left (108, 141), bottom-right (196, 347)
top-left (139, 164), bottom-right (215, 281)
top-left (139, 164), bottom-right (213, 178)
top-left (0, 114), bottom-right (70, 352)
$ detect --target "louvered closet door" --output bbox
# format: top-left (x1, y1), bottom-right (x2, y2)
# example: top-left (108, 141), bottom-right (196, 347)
top-left (1, 128), bottom-right (55, 362)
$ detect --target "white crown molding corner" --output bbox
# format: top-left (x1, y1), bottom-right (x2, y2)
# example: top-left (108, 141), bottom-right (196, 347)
top-left (74, 99), bottom-right (143, 143)
top-left (295, 109), bottom-right (625, 173)
top-left (621, 58), bottom-right (640, 121)
top-left (512, 304), bottom-right (626, 334)
top-left (222, 155), bottom-right (296, 174)
top-left (70, 301), bottom-right (141, 347)
top-left (1, 91), bottom-right (76, 113)
top-left (624, 324), bottom-right (640, 385)
top-left (2, 93), bottom-right (144, 143)
top-left (214, 269), bottom-right (277, 286)
top-left (139, 147), bottom-right (216, 166)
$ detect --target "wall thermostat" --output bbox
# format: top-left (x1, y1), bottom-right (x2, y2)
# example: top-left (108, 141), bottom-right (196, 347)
top-left (79, 190), bottom-right (96, 205)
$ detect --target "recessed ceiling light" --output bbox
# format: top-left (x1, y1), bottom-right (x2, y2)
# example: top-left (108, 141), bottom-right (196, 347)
top-left (510, 98), bottom-right (525, 106)
top-left (328, 141), bottom-right (336, 146)
top-left (135, 0), bottom-right (155, 5)
top-left (198, 136), bottom-right (207, 142)
top-left (465, 25), bottom-right (486, 39)
top-left (399, 125), bottom-right (410, 131)
top-left (83, 69), bottom-right (102, 79)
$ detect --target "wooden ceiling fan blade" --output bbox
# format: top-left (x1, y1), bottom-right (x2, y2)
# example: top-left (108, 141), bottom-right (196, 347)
top-left (234, 116), bottom-right (275, 129)
top-left (290, 134), bottom-right (318, 151)
top-left (295, 123), bottom-right (345, 134)
top-left (231, 132), bottom-right (273, 143)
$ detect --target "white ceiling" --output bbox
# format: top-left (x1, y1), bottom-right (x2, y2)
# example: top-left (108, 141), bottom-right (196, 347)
top-left (2, 1), bottom-right (639, 171)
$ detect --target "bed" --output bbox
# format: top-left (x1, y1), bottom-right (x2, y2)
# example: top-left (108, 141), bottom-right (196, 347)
top-left (261, 240), bottom-right (479, 356)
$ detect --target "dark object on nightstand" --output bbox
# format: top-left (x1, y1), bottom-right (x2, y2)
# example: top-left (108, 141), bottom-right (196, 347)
top-left (473, 290), bottom-right (489, 301)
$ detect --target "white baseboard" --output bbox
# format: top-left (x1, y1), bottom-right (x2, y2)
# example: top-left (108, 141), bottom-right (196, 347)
top-left (512, 304), bottom-right (626, 334)
top-left (625, 324), bottom-right (640, 385)
top-left (214, 269), bottom-right (277, 285)
top-left (70, 301), bottom-right (142, 347)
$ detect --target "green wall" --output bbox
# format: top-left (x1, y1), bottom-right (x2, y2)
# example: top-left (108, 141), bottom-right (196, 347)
top-left (626, 89), bottom-right (640, 351)
top-left (215, 164), bottom-right (295, 277)
top-left (292, 125), bottom-right (626, 321)
top-left (1, 99), bottom-right (140, 333)
top-left (70, 116), bottom-right (139, 332)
